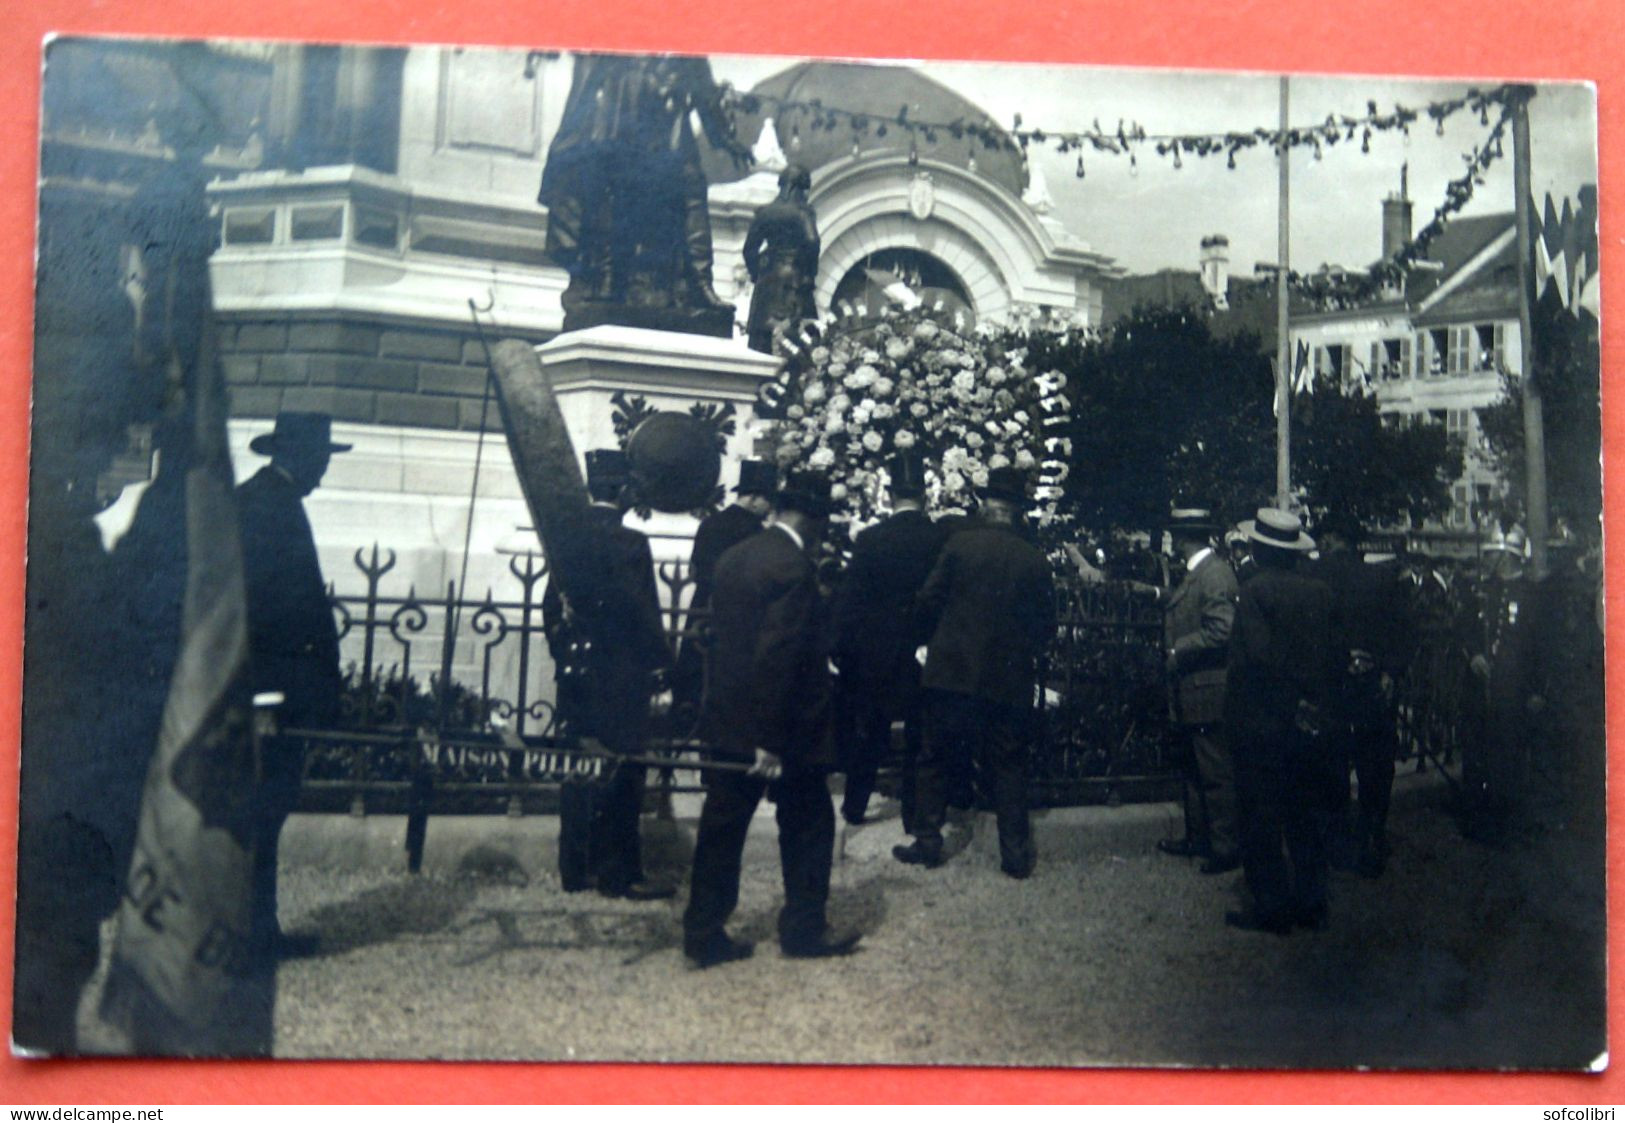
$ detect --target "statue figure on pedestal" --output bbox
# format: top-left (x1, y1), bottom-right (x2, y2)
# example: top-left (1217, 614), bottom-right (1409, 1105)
top-left (539, 53), bottom-right (753, 337)
top-left (743, 163), bottom-right (820, 354)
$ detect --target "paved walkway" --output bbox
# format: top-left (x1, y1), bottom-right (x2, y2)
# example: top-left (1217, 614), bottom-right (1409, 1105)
top-left (266, 765), bottom-right (1605, 1069)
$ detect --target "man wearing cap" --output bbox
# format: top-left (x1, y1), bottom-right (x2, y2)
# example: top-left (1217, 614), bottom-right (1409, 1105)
top-left (684, 471), bottom-right (860, 966)
top-left (237, 411), bottom-right (351, 956)
top-left (1313, 512), bottom-right (1413, 877)
top-left (672, 459), bottom-right (777, 725)
top-left (894, 468), bottom-right (1054, 878)
top-left (543, 448), bottom-right (674, 899)
top-left (1222, 508), bottom-right (1337, 934)
top-left (833, 451), bottom-right (952, 827)
top-left (1137, 504), bottom-right (1241, 875)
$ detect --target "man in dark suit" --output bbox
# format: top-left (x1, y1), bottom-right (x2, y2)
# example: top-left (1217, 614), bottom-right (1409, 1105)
top-left (543, 448), bottom-right (674, 899)
top-left (672, 458), bottom-right (776, 725)
top-left (683, 471), bottom-right (860, 967)
top-left (1313, 512), bottom-right (1413, 877)
top-left (894, 468), bottom-right (1054, 878)
top-left (1137, 505), bottom-right (1241, 874)
top-left (833, 452), bottom-right (951, 827)
top-left (237, 411), bottom-right (350, 957)
top-left (1222, 508), bottom-right (1337, 935)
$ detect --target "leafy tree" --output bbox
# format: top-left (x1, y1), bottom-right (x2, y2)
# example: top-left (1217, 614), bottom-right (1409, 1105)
top-left (1476, 301), bottom-right (1602, 540)
top-left (1004, 303), bottom-right (1461, 542)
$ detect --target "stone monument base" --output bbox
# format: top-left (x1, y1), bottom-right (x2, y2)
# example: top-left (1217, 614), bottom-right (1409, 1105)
top-left (561, 301), bottom-right (734, 339)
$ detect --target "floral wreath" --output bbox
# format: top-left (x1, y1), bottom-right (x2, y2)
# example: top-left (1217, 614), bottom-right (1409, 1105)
top-left (765, 303), bottom-right (1073, 529)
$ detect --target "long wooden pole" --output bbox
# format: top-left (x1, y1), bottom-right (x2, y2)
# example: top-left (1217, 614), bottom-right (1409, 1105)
top-left (1276, 75), bottom-right (1292, 509)
top-left (1512, 91), bottom-right (1549, 577)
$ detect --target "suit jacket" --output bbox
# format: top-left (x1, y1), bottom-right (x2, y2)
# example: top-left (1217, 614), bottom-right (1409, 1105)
top-left (704, 524), bottom-right (832, 766)
top-left (1313, 551), bottom-right (1414, 677)
top-left (917, 521), bottom-right (1054, 710)
top-left (542, 505), bottom-right (671, 749)
top-left (237, 465), bottom-right (341, 730)
top-left (1223, 563), bottom-right (1336, 755)
top-left (1163, 550), bottom-right (1238, 726)
top-left (835, 509), bottom-right (952, 708)
top-left (688, 503), bottom-right (764, 613)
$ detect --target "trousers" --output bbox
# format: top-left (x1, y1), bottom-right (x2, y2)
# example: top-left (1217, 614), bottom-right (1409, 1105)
top-left (913, 690), bottom-right (1033, 869)
top-left (1233, 730), bottom-right (1335, 924)
top-left (684, 767), bottom-right (835, 947)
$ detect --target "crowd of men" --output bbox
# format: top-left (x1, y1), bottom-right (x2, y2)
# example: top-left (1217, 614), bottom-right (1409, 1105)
top-left (231, 411), bottom-right (1600, 977)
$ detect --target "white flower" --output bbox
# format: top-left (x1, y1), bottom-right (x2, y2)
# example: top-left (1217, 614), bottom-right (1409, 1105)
top-left (830, 483), bottom-right (849, 501)
top-left (829, 393), bottom-right (851, 415)
top-left (862, 430), bottom-right (884, 453)
top-left (1014, 449), bottom-right (1037, 469)
top-left (985, 420), bottom-right (1002, 435)
top-left (942, 469), bottom-right (965, 493)
top-left (885, 338), bottom-right (912, 361)
top-left (873, 377), bottom-right (895, 398)
top-left (985, 365), bottom-right (1007, 385)
top-left (910, 402), bottom-right (930, 418)
top-left (1002, 419), bottom-right (1023, 437)
top-left (988, 452), bottom-right (1010, 470)
top-left (862, 348), bottom-right (882, 365)
top-left (852, 401), bottom-right (874, 425)
top-left (894, 430), bottom-right (917, 449)
top-left (786, 404), bottom-right (805, 420)
top-left (1013, 409), bottom-right (1030, 425)
top-left (825, 412), bottom-right (847, 434)
top-left (803, 382), bottom-right (827, 405)
top-left (942, 445), bottom-right (970, 472)
top-left (872, 402), bottom-right (895, 421)
top-left (951, 370), bottom-right (977, 398)
top-left (829, 361), bottom-right (849, 378)
top-left (809, 447), bottom-right (836, 470)
top-left (970, 467), bottom-right (990, 488)
top-left (965, 432), bottom-right (985, 450)
top-left (845, 364), bottom-right (879, 391)
top-left (810, 346), bottom-right (830, 364)
top-left (914, 321), bottom-right (940, 341)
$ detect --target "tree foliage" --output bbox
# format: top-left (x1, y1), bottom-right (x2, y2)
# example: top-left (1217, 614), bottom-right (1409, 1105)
top-left (1476, 301), bottom-right (1602, 539)
top-left (1003, 304), bottom-right (1462, 542)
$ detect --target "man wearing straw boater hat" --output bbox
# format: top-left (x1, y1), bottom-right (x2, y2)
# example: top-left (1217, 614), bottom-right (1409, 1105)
top-left (894, 467), bottom-right (1054, 878)
top-left (1221, 507), bottom-right (1337, 935)
top-left (237, 411), bottom-right (351, 958)
top-left (1139, 502), bottom-right (1241, 875)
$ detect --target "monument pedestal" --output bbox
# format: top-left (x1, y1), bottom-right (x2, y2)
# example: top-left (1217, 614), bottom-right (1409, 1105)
top-left (536, 322), bottom-right (782, 482)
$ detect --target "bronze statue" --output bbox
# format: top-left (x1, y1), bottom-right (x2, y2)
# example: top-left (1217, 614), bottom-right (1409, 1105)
top-left (539, 53), bottom-right (752, 337)
top-left (743, 163), bottom-right (820, 354)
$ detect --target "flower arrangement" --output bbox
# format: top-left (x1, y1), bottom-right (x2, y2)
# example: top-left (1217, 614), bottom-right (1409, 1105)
top-left (768, 308), bottom-right (1073, 527)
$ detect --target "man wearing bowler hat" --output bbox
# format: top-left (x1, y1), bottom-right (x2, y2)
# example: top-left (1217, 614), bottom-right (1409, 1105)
top-left (543, 448), bottom-right (674, 899)
top-left (834, 451), bottom-right (952, 827)
top-left (1222, 508), bottom-right (1337, 935)
top-left (683, 470), bottom-right (860, 967)
top-left (237, 411), bottom-right (351, 957)
top-left (672, 458), bottom-right (777, 726)
top-left (1135, 503), bottom-right (1241, 875)
top-left (894, 467), bottom-right (1054, 878)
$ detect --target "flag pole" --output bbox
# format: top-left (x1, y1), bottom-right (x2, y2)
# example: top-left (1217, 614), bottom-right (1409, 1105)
top-left (1511, 89), bottom-right (1549, 577)
top-left (1276, 75), bottom-right (1292, 509)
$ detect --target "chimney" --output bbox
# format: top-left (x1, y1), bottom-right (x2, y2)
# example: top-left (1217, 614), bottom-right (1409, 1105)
top-left (1381, 163), bottom-right (1413, 259)
top-left (1199, 234), bottom-right (1230, 309)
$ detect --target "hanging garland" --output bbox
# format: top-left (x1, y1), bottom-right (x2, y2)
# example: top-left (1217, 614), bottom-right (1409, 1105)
top-left (723, 80), bottom-right (1533, 311)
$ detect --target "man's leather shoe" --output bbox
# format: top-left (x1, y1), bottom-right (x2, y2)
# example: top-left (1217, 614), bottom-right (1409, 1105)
top-left (684, 933), bottom-right (754, 969)
top-left (1223, 909), bottom-right (1292, 936)
top-left (1001, 857), bottom-right (1036, 880)
top-left (892, 841), bottom-right (944, 868)
top-left (781, 927), bottom-right (862, 959)
top-left (601, 879), bottom-right (676, 901)
top-left (1199, 853), bottom-right (1242, 875)
top-left (1156, 837), bottom-right (1206, 859)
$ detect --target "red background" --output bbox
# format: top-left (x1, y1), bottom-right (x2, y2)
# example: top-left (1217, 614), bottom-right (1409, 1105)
top-left (0, 0), bottom-right (1620, 1104)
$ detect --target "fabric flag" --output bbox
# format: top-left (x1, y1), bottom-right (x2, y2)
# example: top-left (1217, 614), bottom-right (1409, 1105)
top-left (1532, 186), bottom-right (1600, 318)
top-left (97, 154), bottom-right (270, 1056)
top-left (1276, 339), bottom-right (1314, 422)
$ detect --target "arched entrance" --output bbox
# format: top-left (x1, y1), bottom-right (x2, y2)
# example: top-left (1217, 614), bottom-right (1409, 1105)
top-left (830, 248), bottom-right (976, 326)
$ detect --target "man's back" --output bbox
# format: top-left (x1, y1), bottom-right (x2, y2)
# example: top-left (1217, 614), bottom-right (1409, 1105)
top-left (837, 509), bottom-right (951, 686)
top-left (917, 522), bottom-right (1053, 709)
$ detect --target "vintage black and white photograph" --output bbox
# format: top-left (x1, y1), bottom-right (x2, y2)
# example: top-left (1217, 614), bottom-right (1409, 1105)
top-left (17, 36), bottom-right (1605, 1067)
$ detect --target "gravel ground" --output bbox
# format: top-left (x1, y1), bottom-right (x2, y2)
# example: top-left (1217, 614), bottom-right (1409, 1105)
top-left (267, 765), bottom-right (1606, 1070)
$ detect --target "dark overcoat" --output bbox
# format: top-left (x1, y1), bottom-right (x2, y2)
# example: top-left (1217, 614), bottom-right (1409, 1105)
top-left (1163, 549), bottom-right (1239, 726)
top-left (1223, 564), bottom-right (1336, 755)
top-left (704, 525), bottom-right (833, 767)
top-left (1314, 552), bottom-right (1414, 678)
top-left (236, 465), bottom-right (341, 730)
top-left (542, 505), bottom-right (671, 749)
top-left (916, 521), bottom-right (1054, 710)
top-left (834, 509), bottom-right (951, 713)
